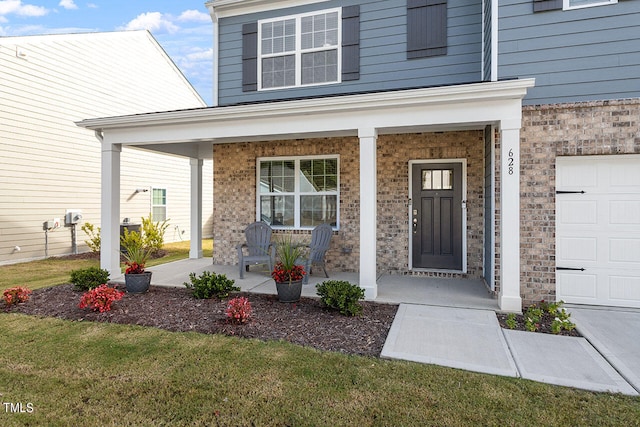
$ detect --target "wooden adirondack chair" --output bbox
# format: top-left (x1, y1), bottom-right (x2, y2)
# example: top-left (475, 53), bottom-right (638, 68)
top-left (236, 222), bottom-right (275, 279)
top-left (302, 223), bottom-right (333, 284)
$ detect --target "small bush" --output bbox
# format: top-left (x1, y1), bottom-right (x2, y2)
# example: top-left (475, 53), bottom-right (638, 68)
top-left (226, 297), bottom-right (252, 324)
top-left (78, 284), bottom-right (124, 313)
top-left (184, 271), bottom-right (240, 299)
top-left (81, 222), bottom-right (101, 253)
top-left (70, 267), bottom-right (110, 291)
top-left (141, 215), bottom-right (170, 255)
top-left (316, 280), bottom-right (365, 316)
top-left (3, 286), bottom-right (32, 306)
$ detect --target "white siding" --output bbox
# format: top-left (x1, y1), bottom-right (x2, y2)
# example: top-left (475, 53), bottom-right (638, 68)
top-left (0, 31), bottom-right (212, 265)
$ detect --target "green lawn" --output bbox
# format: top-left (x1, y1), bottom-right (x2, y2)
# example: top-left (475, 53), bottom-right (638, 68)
top-left (1, 241), bottom-right (639, 426)
top-left (0, 239), bottom-right (213, 291)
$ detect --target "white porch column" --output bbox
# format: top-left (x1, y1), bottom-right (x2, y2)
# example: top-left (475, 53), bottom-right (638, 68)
top-left (498, 124), bottom-right (523, 312)
top-left (101, 140), bottom-right (122, 278)
top-left (358, 128), bottom-right (378, 299)
top-left (190, 158), bottom-right (203, 259)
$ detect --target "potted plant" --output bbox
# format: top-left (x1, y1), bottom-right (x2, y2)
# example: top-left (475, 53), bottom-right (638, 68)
top-left (271, 234), bottom-right (306, 303)
top-left (120, 229), bottom-right (153, 294)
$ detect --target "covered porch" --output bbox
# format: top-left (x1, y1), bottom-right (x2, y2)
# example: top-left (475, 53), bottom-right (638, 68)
top-left (77, 79), bottom-right (535, 312)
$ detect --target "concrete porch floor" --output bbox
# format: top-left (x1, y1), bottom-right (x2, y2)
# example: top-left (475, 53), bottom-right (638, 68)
top-left (113, 257), bottom-right (498, 311)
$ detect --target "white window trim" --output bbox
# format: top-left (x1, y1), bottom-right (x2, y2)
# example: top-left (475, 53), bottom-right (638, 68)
top-left (256, 155), bottom-right (340, 230)
top-left (257, 7), bottom-right (342, 91)
top-left (151, 187), bottom-right (168, 222)
top-left (563, 0), bottom-right (617, 10)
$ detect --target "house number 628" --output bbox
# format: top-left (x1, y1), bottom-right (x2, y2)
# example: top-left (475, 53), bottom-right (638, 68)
top-left (507, 149), bottom-right (514, 175)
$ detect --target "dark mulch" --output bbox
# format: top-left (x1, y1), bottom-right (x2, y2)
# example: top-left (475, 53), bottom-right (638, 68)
top-left (3, 284), bottom-right (399, 357)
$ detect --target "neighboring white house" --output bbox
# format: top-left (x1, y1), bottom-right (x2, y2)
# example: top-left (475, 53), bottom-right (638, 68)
top-left (0, 31), bottom-right (213, 265)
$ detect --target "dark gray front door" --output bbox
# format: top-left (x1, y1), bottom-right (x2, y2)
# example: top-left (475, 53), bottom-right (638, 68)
top-left (411, 162), bottom-right (463, 270)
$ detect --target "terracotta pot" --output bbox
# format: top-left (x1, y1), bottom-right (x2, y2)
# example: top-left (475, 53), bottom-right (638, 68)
top-left (275, 279), bottom-right (303, 303)
top-left (124, 272), bottom-right (152, 294)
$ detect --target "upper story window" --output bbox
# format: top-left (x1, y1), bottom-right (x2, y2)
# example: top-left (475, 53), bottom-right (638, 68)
top-left (563, 0), bottom-right (617, 9)
top-left (258, 9), bottom-right (341, 90)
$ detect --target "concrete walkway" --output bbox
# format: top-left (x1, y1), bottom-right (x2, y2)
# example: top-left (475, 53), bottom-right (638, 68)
top-left (128, 258), bottom-right (640, 395)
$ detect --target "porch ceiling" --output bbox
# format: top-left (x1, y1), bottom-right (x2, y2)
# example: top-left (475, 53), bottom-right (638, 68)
top-left (76, 79), bottom-right (535, 159)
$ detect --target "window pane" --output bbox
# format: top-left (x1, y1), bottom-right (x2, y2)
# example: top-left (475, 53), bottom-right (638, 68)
top-left (260, 161), bottom-right (295, 193)
top-left (262, 55), bottom-right (295, 88)
top-left (300, 159), bottom-right (337, 192)
top-left (260, 195), bottom-right (295, 227)
top-left (302, 50), bottom-right (338, 84)
top-left (301, 195), bottom-right (337, 227)
top-left (152, 206), bottom-right (166, 222)
top-left (422, 169), bottom-right (453, 190)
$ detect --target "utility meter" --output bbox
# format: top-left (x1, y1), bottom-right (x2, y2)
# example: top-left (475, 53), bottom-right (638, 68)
top-left (65, 209), bottom-right (83, 225)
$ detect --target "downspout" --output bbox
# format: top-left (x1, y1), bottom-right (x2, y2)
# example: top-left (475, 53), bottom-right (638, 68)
top-left (492, 0), bottom-right (498, 81)
top-left (207, 4), bottom-right (220, 107)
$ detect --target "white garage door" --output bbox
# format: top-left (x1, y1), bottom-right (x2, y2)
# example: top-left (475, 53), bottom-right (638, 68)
top-left (556, 155), bottom-right (640, 307)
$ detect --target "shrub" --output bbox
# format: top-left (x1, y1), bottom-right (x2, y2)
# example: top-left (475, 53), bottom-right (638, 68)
top-left (523, 300), bottom-right (576, 334)
top-left (78, 284), bottom-right (124, 313)
top-left (141, 215), bottom-right (170, 255)
top-left (81, 222), bottom-right (101, 253)
top-left (184, 271), bottom-right (240, 299)
top-left (70, 266), bottom-right (110, 291)
top-left (3, 286), bottom-right (32, 306)
top-left (316, 280), bottom-right (365, 316)
top-left (226, 297), bottom-right (252, 324)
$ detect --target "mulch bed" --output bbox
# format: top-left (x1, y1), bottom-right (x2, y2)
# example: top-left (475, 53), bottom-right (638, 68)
top-left (3, 284), bottom-right (399, 358)
top-left (496, 312), bottom-right (581, 337)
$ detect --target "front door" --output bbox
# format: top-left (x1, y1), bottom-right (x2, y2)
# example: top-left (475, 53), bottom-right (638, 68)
top-left (411, 162), bottom-right (463, 270)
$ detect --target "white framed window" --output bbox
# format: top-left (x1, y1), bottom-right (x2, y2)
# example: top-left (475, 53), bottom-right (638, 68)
top-left (257, 156), bottom-right (339, 229)
top-left (258, 8), bottom-right (341, 90)
top-left (563, 0), bottom-right (617, 10)
top-left (151, 188), bottom-right (167, 221)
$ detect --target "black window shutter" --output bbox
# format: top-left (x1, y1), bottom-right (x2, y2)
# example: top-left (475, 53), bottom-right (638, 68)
top-left (533, 0), bottom-right (563, 12)
top-left (342, 5), bottom-right (360, 81)
top-left (407, 0), bottom-right (447, 59)
top-left (242, 22), bottom-right (258, 92)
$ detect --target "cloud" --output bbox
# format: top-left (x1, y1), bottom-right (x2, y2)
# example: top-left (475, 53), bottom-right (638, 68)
top-left (87, 3), bottom-right (97, 8)
top-left (177, 9), bottom-right (210, 23)
top-left (119, 11), bottom-right (179, 34)
top-left (0, 0), bottom-right (48, 17)
top-left (58, 0), bottom-right (77, 10)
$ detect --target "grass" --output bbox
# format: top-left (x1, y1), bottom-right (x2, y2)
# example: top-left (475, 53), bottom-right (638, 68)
top-left (1, 315), bottom-right (639, 426)
top-left (1, 240), bottom-right (639, 425)
top-left (0, 239), bottom-right (213, 291)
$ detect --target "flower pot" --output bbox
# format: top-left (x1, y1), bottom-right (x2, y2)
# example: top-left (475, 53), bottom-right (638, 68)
top-left (275, 279), bottom-right (303, 303)
top-left (124, 272), bottom-right (152, 294)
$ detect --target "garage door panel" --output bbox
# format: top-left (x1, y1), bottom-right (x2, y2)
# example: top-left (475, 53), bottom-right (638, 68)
top-left (610, 201), bottom-right (640, 225)
top-left (559, 200), bottom-right (597, 225)
top-left (609, 239), bottom-right (640, 264)
top-left (557, 272), bottom-right (597, 300)
top-left (556, 155), bottom-right (640, 308)
top-left (558, 237), bottom-right (597, 262)
top-left (609, 276), bottom-right (640, 302)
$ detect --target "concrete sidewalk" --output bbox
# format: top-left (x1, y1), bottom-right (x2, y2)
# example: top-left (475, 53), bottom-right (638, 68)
top-left (381, 304), bottom-right (639, 395)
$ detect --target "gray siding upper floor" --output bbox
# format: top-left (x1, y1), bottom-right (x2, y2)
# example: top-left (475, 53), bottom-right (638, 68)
top-left (217, 0), bottom-right (483, 105)
top-left (499, 0), bottom-right (640, 105)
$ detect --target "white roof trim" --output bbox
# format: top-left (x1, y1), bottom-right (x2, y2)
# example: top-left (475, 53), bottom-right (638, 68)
top-left (207, 0), bottom-right (331, 18)
top-left (78, 80), bottom-right (535, 130)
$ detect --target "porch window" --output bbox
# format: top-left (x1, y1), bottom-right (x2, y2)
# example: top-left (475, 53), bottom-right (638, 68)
top-left (258, 156), bottom-right (339, 229)
top-left (258, 9), bottom-right (341, 90)
top-left (152, 188), bottom-right (167, 221)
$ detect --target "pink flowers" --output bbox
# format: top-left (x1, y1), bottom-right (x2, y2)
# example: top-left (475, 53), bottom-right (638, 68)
top-left (226, 297), bottom-right (252, 324)
top-left (271, 263), bottom-right (306, 284)
top-left (125, 262), bottom-right (145, 274)
top-left (79, 284), bottom-right (124, 313)
top-left (2, 286), bottom-right (32, 306)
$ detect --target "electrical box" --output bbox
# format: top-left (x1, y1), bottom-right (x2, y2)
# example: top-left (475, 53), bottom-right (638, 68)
top-left (65, 209), bottom-right (83, 225)
top-left (43, 218), bottom-right (62, 230)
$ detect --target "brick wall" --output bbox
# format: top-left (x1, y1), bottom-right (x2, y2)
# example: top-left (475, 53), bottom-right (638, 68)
top-left (212, 131), bottom-right (487, 279)
top-left (519, 98), bottom-right (640, 306)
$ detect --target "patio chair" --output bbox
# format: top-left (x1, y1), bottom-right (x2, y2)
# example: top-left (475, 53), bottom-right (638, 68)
top-left (236, 221), bottom-right (275, 279)
top-left (302, 223), bottom-right (333, 284)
